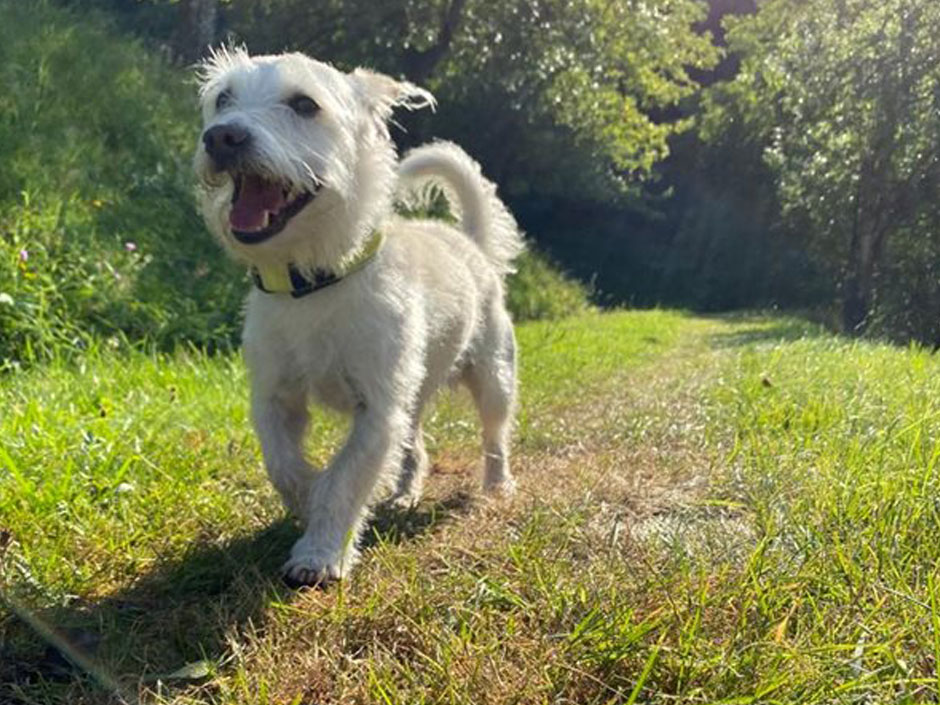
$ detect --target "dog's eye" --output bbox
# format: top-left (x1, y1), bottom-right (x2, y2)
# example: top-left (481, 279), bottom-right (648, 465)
top-left (287, 94), bottom-right (319, 118)
top-left (215, 90), bottom-right (232, 111)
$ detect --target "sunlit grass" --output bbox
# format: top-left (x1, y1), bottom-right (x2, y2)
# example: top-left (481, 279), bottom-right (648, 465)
top-left (4, 310), bottom-right (940, 703)
top-left (0, 309), bottom-right (683, 608)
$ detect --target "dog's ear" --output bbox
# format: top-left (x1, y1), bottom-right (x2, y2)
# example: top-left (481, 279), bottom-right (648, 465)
top-left (352, 68), bottom-right (436, 121)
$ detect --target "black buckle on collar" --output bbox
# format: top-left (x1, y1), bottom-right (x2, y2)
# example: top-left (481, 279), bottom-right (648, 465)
top-left (252, 265), bottom-right (343, 299)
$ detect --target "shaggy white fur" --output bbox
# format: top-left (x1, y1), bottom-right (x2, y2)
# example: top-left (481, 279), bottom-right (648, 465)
top-left (194, 48), bottom-right (524, 587)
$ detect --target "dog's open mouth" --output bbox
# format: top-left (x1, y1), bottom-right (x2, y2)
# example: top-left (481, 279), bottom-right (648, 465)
top-left (229, 173), bottom-right (320, 245)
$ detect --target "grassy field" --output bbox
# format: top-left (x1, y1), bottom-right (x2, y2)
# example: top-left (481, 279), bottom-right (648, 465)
top-left (3, 309), bottom-right (940, 704)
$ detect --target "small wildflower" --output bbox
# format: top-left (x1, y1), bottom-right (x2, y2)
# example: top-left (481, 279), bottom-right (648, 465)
top-left (0, 293), bottom-right (13, 306)
top-left (18, 249), bottom-right (28, 262)
top-left (92, 199), bottom-right (104, 208)
top-left (124, 241), bottom-right (137, 252)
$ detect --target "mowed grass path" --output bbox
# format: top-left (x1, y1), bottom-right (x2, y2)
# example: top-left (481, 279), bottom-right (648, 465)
top-left (3, 310), bottom-right (940, 703)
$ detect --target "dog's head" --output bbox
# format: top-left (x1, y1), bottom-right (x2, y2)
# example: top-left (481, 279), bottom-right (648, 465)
top-left (194, 48), bottom-right (434, 268)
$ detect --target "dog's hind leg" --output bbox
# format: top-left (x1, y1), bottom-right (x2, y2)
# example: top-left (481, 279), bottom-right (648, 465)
top-left (463, 310), bottom-right (517, 494)
top-left (391, 419), bottom-right (429, 507)
top-left (252, 386), bottom-right (314, 520)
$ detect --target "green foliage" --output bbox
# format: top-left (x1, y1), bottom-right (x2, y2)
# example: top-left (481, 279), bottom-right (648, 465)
top-left (0, 1), bottom-right (593, 366)
top-left (222, 0), bottom-right (721, 204)
top-left (55, 0), bottom-right (940, 342)
top-left (507, 249), bottom-right (592, 322)
top-left (68, 0), bottom-right (720, 205)
top-left (0, 0), bottom-right (245, 366)
top-left (704, 0), bottom-right (940, 337)
top-left (656, 120), bottom-right (830, 312)
top-left (56, 0), bottom-right (734, 327)
top-left (396, 186), bottom-right (592, 321)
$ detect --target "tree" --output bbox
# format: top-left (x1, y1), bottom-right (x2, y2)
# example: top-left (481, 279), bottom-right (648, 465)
top-left (706, 0), bottom-right (940, 333)
top-left (61, 0), bottom-right (727, 312)
top-left (224, 0), bottom-right (719, 205)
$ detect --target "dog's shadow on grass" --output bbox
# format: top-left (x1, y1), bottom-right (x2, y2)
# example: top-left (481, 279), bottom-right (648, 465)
top-left (365, 491), bottom-right (471, 549)
top-left (5, 490), bottom-right (472, 699)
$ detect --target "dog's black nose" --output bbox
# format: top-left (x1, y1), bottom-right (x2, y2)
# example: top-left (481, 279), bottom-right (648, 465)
top-left (203, 124), bottom-right (251, 169)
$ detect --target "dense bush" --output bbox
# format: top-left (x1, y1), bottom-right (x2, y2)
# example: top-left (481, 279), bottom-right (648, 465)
top-left (507, 250), bottom-right (592, 322)
top-left (0, 0), bottom-right (248, 366)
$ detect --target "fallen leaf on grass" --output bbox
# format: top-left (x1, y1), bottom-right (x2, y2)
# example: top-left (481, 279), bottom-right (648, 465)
top-left (144, 659), bottom-right (213, 683)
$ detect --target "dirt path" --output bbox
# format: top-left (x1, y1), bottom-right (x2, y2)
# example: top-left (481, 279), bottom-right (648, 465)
top-left (421, 317), bottom-right (736, 545)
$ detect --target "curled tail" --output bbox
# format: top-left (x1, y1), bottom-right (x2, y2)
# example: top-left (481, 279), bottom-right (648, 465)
top-left (398, 141), bottom-right (524, 274)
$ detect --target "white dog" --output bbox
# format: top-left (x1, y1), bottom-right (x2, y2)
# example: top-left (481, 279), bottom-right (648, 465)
top-left (193, 48), bottom-right (524, 587)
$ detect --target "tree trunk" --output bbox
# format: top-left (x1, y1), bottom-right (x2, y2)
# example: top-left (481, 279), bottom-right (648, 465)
top-left (175, 0), bottom-right (219, 63)
top-left (401, 0), bottom-right (466, 84)
top-left (841, 148), bottom-right (890, 335)
top-left (842, 236), bottom-right (876, 334)
top-left (842, 175), bottom-right (891, 335)
top-left (839, 7), bottom-right (921, 335)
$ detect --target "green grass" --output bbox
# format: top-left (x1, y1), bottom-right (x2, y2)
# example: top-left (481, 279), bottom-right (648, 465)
top-left (0, 0), bottom-right (248, 364)
top-left (4, 309), bottom-right (940, 703)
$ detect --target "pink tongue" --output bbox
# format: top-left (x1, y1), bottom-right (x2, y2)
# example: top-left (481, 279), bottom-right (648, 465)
top-left (230, 175), bottom-right (286, 231)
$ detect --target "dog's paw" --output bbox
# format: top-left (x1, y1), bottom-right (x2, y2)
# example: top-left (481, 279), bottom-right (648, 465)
top-left (282, 564), bottom-right (338, 590)
top-left (387, 488), bottom-right (422, 510)
top-left (282, 539), bottom-right (350, 589)
top-left (483, 475), bottom-right (516, 498)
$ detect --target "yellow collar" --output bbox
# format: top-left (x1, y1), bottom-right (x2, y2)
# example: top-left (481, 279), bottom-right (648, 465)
top-left (251, 231), bottom-right (384, 298)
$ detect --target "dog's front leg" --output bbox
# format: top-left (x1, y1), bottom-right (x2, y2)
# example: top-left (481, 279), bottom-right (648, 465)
top-left (283, 403), bottom-right (408, 587)
top-left (252, 386), bottom-right (314, 520)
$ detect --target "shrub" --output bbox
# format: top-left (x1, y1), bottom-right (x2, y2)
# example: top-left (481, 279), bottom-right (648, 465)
top-left (507, 250), bottom-right (592, 322)
top-left (0, 0), bottom-right (244, 367)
